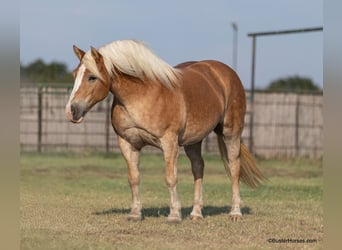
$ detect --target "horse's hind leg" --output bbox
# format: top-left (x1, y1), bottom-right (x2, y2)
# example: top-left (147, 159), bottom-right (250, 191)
top-left (224, 134), bottom-right (242, 221)
top-left (118, 136), bottom-right (142, 221)
top-left (184, 141), bottom-right (204, 220)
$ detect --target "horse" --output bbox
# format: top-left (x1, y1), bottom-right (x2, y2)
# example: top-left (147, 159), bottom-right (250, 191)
top-left (65, 40), bottom-right (265, 223)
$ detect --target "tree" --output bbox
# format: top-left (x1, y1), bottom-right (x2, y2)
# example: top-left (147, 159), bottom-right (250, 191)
top-left (20, 59), bottom-right (73, 84)
top-left (265, 75), bottom-right (321, 93)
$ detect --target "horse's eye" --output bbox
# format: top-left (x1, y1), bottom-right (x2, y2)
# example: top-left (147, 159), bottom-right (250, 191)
top-left (88, 75), bottom-right (97, 82)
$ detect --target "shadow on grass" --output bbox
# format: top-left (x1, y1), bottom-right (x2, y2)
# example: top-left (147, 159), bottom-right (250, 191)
top-left (93, 206), bottom-right (251, 219)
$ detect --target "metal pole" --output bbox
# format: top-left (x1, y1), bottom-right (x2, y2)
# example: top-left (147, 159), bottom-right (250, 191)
top-left (37, 86), bottom-right (43, 152)
top-left (249, 36), bottom-right (256, 154)
top-left (105, 95), bottom-right (111, 153)
top-left (295, 94), bottom-right (300, 157)
top-left (246, 26), bottom-right (322, 156)
top-left (247, 27), bottom-right (322, 37)
top-left (231, 22), bottom-right (238, 71)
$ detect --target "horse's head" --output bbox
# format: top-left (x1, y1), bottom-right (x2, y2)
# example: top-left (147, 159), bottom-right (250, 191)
top-left (66, 45), bottom-right (111, 123)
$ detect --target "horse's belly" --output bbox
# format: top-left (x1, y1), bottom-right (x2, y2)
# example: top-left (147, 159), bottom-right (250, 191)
top-left (179, 129), bottom-right (213, 146)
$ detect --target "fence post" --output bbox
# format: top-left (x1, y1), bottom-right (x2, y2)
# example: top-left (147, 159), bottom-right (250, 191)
top-left (105, 95), bottom-right (111, 153)
top-left (248, 36), bottom-right (256, 154)
top-left (295, 94), bottom-right (300, 157)
top-left (37, 86), bottom-right (43, 152)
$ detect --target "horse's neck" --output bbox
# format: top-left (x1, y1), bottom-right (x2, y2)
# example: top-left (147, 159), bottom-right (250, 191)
top-left (110, 77), bottom-right (160, 107)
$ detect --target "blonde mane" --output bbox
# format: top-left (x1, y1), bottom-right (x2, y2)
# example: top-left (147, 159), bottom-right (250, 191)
top-left (82, 40), bottom-right (181, 89)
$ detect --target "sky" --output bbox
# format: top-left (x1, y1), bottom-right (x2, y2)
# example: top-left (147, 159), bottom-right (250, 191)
top-left (20, 0), bottom-right (323, 89)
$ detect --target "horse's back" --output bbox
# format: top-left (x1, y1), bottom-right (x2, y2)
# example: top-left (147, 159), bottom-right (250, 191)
top-left (177, 60), bottom-right (246, 114)
top-left (176, 60), bottom-right (245, 95)
top-left (176, 60), bottom-right (245, 145)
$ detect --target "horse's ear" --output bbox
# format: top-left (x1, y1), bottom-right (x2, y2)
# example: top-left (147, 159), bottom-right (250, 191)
top-left (73, 45), bottom-right (85, 61)
top-left (90, 46), bottom-right (108, 80)
top-left (90, 46), bottom-right (102, 63)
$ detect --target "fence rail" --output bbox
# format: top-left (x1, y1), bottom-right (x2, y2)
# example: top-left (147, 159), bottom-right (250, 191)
top-left (20, 86), bottom-right (323, 158)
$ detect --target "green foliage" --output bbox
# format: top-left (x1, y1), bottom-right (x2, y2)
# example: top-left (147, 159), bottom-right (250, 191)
top-left (266, 75), bottom-right (321, 93)
top-left (20, 59), bottom-right (73, 84)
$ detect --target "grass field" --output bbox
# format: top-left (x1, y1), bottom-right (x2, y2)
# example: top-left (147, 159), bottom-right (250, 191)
top-left (20, 152), bottom-right (323, 249)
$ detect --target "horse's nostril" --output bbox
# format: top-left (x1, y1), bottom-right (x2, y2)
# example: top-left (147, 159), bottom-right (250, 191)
top-left (70, 104), bottom-right (76, 116)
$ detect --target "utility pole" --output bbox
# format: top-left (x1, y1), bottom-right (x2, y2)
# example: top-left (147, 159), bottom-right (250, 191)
top-left (231, 22), bottom-right (238, 71)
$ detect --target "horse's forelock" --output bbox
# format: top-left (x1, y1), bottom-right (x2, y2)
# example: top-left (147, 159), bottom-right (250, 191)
top-left (81, 52), bottom-right (106, 82)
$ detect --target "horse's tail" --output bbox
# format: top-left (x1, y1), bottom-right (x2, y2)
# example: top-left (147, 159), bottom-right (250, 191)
top-left (217, 136), bottom-right (266, 188)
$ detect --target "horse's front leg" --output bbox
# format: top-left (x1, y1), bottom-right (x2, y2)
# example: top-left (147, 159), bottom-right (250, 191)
top-left (161, 135), bottom-right (182, 223)
top-left (118, 136), bottom-right (142, 221)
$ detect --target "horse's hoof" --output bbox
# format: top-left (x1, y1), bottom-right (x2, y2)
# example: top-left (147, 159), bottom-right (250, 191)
top-left (127, 213), bottom-right (142, 221)
top-left (167, 215), bottom-right (182, 223)
top-left (190, 215), bottom-right (203, 221)
top-left (190, 212), bottom-right (204, 221)
top-left (229, 213), bottom-right (242, 222)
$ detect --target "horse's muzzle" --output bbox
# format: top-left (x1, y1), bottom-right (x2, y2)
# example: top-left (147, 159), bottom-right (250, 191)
top-left (66, 102), bottom-right (88, 123)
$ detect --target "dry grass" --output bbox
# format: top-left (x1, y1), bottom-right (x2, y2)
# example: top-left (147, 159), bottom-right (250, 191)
top-left (20, 153), bottom-right (323, 249)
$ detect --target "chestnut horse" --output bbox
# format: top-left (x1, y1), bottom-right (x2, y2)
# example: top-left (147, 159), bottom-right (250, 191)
top-left (66, 40), bottom-right (265, 223)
